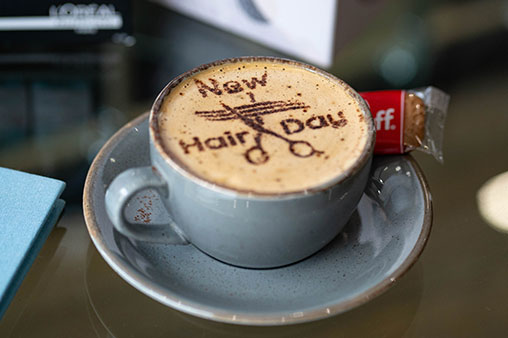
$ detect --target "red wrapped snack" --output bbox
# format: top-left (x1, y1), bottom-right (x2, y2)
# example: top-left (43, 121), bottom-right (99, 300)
top-left (360, 87), bottom-right (450, 162)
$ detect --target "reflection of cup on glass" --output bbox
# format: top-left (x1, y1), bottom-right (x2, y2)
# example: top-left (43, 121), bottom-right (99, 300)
top-left (84, 241), bottom-right (423, 337)
top-left (84, 242), bottom-right (315, 338)
top-left (105, 56), bottom-right (375, 269)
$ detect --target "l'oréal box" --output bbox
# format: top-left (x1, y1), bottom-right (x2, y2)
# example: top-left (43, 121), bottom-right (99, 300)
top-left (0, 1), bottom-right (132, 45)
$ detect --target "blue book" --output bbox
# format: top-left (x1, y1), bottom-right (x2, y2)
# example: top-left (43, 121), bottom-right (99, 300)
top-left (0, 167), bottom-right (65, 319)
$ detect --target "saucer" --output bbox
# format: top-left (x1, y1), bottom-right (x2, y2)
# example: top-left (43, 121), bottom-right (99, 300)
top-left (83, 113), bottom-right (432, 326)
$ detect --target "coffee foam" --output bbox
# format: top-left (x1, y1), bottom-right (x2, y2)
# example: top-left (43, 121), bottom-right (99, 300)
top-left (157, 60), bottom-right (370, 194)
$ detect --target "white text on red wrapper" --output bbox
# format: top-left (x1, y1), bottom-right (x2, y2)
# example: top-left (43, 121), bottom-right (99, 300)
top-left (374, 108), bottom-right (395, 131)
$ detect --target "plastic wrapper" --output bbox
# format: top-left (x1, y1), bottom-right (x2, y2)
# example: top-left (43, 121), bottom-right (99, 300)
top-left (360, 87), bottom-right (450, 162)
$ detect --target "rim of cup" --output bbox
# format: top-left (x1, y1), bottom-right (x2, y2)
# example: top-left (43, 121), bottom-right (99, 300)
top-left (149, 56), bottom-right (375, 200)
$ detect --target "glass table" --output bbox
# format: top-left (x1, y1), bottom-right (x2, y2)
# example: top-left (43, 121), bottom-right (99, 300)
top-left (1, 1), bottom-right (508, 336)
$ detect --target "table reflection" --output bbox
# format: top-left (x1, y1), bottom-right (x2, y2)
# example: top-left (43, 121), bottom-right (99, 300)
top-left (85, 240), bottom-right (424, 338)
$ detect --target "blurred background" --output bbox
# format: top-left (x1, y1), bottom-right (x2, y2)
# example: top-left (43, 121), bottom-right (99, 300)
top-left (1, 0), bottom-right (506, 204)
top-left (1, 0), bottom-right (508, 337)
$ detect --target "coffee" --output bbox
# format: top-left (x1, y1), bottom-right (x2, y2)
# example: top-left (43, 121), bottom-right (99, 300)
top-left (156, 59), bottom-right (371, 194)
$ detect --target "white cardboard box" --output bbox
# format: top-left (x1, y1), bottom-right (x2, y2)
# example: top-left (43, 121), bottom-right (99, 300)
top-left (154, 0), bottom-right (388, 68)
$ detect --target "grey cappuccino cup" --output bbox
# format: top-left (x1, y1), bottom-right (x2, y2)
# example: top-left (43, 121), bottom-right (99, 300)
top-left (105, 57), bottom-right (375, 268)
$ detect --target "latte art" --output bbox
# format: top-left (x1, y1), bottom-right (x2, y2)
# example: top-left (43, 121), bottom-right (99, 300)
top-left (157, 59), bottom-right (371, 194)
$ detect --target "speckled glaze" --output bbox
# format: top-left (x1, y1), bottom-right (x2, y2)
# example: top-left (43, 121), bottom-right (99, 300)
top-left (105, 57), bottom-right (375, 269)
top-left (83, 113), bottom-right (432, 326)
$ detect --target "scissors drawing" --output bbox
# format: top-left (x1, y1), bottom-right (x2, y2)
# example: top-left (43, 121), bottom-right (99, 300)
top-left (195, 100), bottom-right (324, 164)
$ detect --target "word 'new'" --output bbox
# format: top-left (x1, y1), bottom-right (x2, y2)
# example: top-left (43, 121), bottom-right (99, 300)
top-left (194, 72), bottom-right (268, 98)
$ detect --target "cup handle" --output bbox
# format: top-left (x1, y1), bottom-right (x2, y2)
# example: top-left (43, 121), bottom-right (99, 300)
top-left (105, 166), bottom-right (189, 245)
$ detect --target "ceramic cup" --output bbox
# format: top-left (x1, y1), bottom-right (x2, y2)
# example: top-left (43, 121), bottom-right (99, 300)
top-left (105, 57), bottom-right (375, 268)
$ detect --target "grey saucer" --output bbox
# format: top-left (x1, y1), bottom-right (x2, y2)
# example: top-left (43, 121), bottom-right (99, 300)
top-left (83, 113), bottom-right (432, 326)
